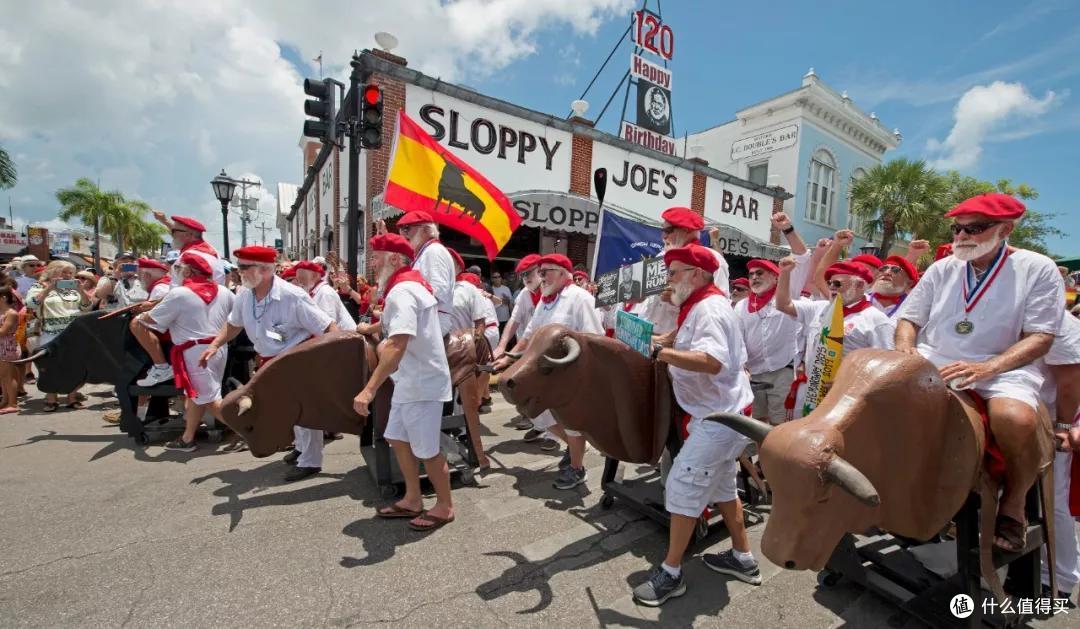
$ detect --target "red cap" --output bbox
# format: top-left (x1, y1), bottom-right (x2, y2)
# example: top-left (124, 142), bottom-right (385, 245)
top-left (293, 260), bottom-right (322, 274)
top-left (179, 251), bottom-right (213, 276)
top-left (396, 210), bottom-right (436, 227)
top-left (825, 261), bottom-right (873, 285)
top-left (731, 277), bottom-right (750, 289)
top-left (746, 259), bottom-right (780, 276)
top-left (945, 193), bottom-right (1025, 220)
top-left (280, 266), bottom-right (297, 280)
top-left (171, 215), bottom-right (206, 233)
top-left (934, 243), bottom-right (953, 261)
top-left (664, 244), bottom-right (719, 273)
top-left (137, 258), bottom-right (168, 272)
top-left (369, 233), bottom-right (415, 259)
top-left (572, 270), bottom-right (589, 281)
top-left (457, 272), bottom-right (483, 289)
top-left (539, 254), bottom-right (573, 273)
top-left (233, 245), bottom-right (277, 264)
top-left (883, 255), bottom-right (918, 282)
top-left (447, 248), bottom-right (465, 272)
top-left (515, 254), bottom-right (542, 273)
top-left (660, 207), bottom-right (704, 231)
top-left (850, 253), bottom-right (883, 270)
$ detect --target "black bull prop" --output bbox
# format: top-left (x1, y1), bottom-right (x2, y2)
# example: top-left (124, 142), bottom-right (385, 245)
top-left (16, 311), bottom-right (132, 393)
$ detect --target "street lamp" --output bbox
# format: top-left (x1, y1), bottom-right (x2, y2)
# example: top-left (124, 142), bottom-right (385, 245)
top-left (859, 242), bottom-right (880, 257)
top-left (211, 169), bottom-right (237, 255)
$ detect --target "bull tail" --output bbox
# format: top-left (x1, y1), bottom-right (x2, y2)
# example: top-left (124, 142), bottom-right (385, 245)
top-left (1039, 469), bottom-right (1057, 600)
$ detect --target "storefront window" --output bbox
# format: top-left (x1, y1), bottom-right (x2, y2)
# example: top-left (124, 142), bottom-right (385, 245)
top-left (747, 162), bottom-right (768, 186)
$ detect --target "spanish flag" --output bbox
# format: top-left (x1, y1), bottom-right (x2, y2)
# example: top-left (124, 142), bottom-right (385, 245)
top-left (384, 110), bottom-right (521, 260)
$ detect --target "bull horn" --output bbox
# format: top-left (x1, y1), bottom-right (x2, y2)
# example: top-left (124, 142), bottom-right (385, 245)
top-left (542, 336), bottom-right (580, 367)
top-left (703, 412), bottom-right (772, 444)
top-left (824, 456), bottom-right (880, 507)
top-left (10, 348), bottom-right (49, 365)
top-left (236, 395), bottom-right (254, 415)
top-left (504, 350), bottom-right (523, 360)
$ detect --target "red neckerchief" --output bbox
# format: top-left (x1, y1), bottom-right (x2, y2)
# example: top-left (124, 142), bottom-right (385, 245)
top-left (457, 272), bottom-right (483, 290)
top-left (870, 292), bottom-right (904, 306)
top-left (677, 284), bottom-right (724, 329)
top-left (842, 298), bottom-right (873, 317)
top-left (308, 281), bottom-right (325, 298)
top-left (181, 238), bottom-right (218, 257)
top-left (529, 288), bottom-right (541, 306)
top-left (183, 275), bottom-right (218, 304)
top-left (746, 286), bottom-right (776, 313)
top-left (149, 276), bottom-right (171, 293)
top-left (385, 267), bottom-right (433, 295)
top-left (541, 283), bottom-right (567, 304)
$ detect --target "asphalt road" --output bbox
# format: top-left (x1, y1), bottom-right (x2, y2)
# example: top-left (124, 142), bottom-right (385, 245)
top-left (0, 384), bottom-right (1074, 628)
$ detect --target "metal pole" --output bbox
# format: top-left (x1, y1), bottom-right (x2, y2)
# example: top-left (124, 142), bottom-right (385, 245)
top-left (346, 56), bottom-right (363, 291)
top-left (220, 199), bottom-right (231, 254)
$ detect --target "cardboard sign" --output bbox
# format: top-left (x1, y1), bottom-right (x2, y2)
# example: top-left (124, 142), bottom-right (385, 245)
top-left (594, 254), bottom-right (667, 307)
top-left (615, 309), bottom-right (654, 358)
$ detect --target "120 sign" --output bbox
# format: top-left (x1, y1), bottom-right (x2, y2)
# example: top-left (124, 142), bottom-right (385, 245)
top-left (631, 10), bottom-right (674, 60)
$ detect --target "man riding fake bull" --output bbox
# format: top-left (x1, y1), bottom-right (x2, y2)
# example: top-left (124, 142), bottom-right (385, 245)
top-left (352, 233), bottom-right (455, 532)
top-left (492, 254), bottom-right (604, 490)
top-left (199, 245), bottom-right (338, 481)
top-left (135, 252), bottom-right (235, 451)
top-left (152, 212), bottom-right (226, 285)
top-left (631, 244), bottom-right (761, 606)
top-left (895, 193), bottom-right (1065, 552)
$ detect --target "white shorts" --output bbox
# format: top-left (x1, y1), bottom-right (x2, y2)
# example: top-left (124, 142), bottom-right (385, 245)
top-left (384, 400), bottom-right (444, 459)
top-left (532, 410), bottom-right (582, 438)
top-left (665, 417), bottom-right (750, 518)
top-left (751, 366), bottom-right (794, 425)
top-left (183, 345), bottom-right (226, 405)
top-left (970, 368), bottom-right (1043, 412)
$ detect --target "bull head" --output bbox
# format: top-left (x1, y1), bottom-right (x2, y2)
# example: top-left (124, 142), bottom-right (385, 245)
top-left (706, 412), bottom-right (772, 444)
top-left (539, 335), bottom-right (580, 374)
top-left (236, 395), bottom-right (253, 416)
top-left (823, 456), bottom-right (880, 507)
top-left (9, 347), bottom-right (48, 365)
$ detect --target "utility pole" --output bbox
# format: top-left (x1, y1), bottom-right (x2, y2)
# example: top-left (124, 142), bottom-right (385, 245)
top-left (257, 222), bottom-right (270, 245)
top-left (230, 179), bottom-right (262, 247)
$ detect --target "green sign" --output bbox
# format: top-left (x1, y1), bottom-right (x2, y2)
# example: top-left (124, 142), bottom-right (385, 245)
top-left (615, 309), bottom-right (654, 358)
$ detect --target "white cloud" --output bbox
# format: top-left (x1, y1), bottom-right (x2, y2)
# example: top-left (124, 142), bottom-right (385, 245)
top-left (0, 0), bottom-right (630, 254)
top-left (926, 81), bottom-right (1059, 171)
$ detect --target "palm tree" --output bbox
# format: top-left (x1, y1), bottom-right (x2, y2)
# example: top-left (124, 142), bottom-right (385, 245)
top-left (0, 145), bottom-right (15, 189)
top-left (848, 158), bottom-right (949, 257)
top-left (56, 178), bottom-right (126, 270)
top-left (126, 219), bottom-right (169, 256)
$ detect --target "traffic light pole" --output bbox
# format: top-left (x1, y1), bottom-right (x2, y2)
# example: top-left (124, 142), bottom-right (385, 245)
top-left (346, 56), bottom-right (366, 291)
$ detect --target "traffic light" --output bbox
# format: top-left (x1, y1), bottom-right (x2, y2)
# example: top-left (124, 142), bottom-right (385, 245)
top-left (303, 78), bottom-right (337, 144)
top-left (359, 84), bottom-right (383, 149)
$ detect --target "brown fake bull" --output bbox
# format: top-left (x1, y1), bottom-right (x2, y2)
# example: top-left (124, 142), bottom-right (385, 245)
top-left (712, 348), bottom-right (1056, 600)
top-left (219, 329), bottom-right (490, 459)
top-left (498, 324), bottom-right (678, 464)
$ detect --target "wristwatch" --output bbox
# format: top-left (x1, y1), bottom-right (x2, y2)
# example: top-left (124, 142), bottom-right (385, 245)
top-left (781, 226), bottom-right (795, 235)
top-left (651, 343), bottom-right (664, 360)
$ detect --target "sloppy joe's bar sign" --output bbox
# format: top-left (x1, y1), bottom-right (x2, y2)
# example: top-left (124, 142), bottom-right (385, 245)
top-left (703, 177), bottom-right (774, 242)
top-left (509, 191), bottom-right (599, 235)
top-left (406, 84), bottom-right (571, 194)
top-left (591, 141), bottom-right (691, 221)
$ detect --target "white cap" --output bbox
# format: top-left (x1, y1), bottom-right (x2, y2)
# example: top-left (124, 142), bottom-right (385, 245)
top-left (313, 256), bottom-right (327, 266)
top-left (163, 250), bottom-right (181, 263)
top-left (20, 255), bottom-right (40, 264)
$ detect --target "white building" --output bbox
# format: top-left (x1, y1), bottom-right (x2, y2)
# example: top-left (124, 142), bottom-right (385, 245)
top-left (276, 182), bottom-right (298, 255)
top-left (688, 68), bottom-right (901, 248)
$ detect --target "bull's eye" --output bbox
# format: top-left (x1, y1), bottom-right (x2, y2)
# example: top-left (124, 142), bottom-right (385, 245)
top-left (246, 425), bottom-right (254, 433)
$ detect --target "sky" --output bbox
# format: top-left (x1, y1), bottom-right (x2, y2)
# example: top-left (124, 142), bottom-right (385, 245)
top-left (1, 0), bottom-right (1077, 256)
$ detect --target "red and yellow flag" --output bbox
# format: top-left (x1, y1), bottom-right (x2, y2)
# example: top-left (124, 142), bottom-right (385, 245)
top-left (384, 110), bottom-right (521, 260)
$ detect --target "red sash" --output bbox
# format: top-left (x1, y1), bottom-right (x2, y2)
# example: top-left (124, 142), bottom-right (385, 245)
top-left (385, 267), bottom-right (433, 295)
top-left (148, 276), bottom-right (171, 294)
top-left (746, 286), bottom-right (776, 313)
top-left (784, 372), bottom-right (808, 421)
top-left (965, 391), bottom-right (1006, 483)
top-left (676, 284), bottom-right (723, 329)
top-left (256, 335), bottom-right (315, 370)
top-left (529, 289), bottom-right (541, 306)
top-left (170, 337), bottom-right (215, 399)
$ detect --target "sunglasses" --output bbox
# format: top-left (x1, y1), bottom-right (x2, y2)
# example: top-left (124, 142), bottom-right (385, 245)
top-left (950, 222), bottom-right (999, 236)
top-left (748, 270), bottom-right (768, 278)
top-left (537, 268), bottom-right (562, 276)
top-left (237, 263), bottom-right (258, 271)
top-left (667, 267), bottom-right (694, 278)
top-left (828, 280), bottom-right (844, 289)
top-left (879, 264), bottom-right (903, 274)
top-left (731, 286), bottom-right (748, 293)
top-left (660, 226), bottom-right (677, 235)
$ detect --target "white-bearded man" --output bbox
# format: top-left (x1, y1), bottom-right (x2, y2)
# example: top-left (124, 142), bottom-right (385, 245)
top-left (867, 255), bottom-right (919, 317)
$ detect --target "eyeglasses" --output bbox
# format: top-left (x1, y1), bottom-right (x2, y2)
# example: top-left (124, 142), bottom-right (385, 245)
top-left (731, 286), bottom-right (748, 293)
top-left (828, 280), bottom-right (844, 289)
top-left (950, 222), bottom-right (999, 236)
top-left (667, 267), bottom-right (694, 278)
top-left (748, 270), bottom-right (766, 278)
top-left (237, 263), bottom-right (258, 271)
top-left (660, 226), bottom-right (677, 235)
top-left (537, 268), bottom-right (562, 276)
top-left (879, 264), bottom-right (902, 274)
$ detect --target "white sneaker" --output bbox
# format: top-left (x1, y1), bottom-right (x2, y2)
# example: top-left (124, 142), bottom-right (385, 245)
top-left (136, 364), bottom-right (174, 387)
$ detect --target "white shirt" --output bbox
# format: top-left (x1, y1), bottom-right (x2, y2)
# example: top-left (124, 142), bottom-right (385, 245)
top-left (411, 239), bottom-right (455, 335)
top-left (479, 294), bottom-right (500, 347)
top-left (707, 248), bottom-right (729, 292)
top-left (171, 248), bottom-right (226, 286)
top-left (793, 298), bottom-right (895, 369)
top-left (736, 295), bottom-right (801, 374)
top-left (897, 248), bottom-right (1064, 373)
top-left (146, 285), bottom-right (235, 344)
top-left (383, 280), bottom-right (452, 404)
top-left (147, 280), bottom-right (171, 301)
top-left (310, 282), bottom-right (356, 329)
top-left (669, 293), bottom-right (754, 418)
top-left (509, 288), bottom-right (538, 330)
top-left (867, 292), bottom-right (908, 318)
top-left (637, 294), bottom-right (678, 335)
top-left (97, 276), bottom-right (147, 310)
top-left (450, 281), bottom-right (486, 333)
top-left (492, 285), bottom-right (514, 322)
top-left (522, 283), bottom-right (604, 341)
top-left (1044, 310), bottom-right (1080, 366)
top-left (228, 277), bottom-right (333, 357)
top-left (15, 275), bottom-right (35, 298)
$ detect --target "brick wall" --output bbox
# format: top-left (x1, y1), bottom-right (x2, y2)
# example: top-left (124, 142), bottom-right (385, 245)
top-left (689, 157), bottom-right (708, 216)
top-left (566, 124), bottom-right (594, 267)
top-left (365, 57), bottom-right (408, 278)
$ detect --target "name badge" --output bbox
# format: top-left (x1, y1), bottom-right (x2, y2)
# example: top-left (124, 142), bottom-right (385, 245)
top-left (265, 329), bottom-right (284, 342)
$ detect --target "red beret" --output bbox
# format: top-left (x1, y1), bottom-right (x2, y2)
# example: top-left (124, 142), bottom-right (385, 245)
top-left (137, 258), bottom-right (168, 272)
top-left (825, 261), bottom-right (873, 285)
top-left (539, 254), bottom-right (573, 273)
top-left (934, 243), bottom-right (953, 261)
top-left (883, 255), bottom-right (918, 282)
top-left (747, 259), bottom-right (780, 276)
top-left (945, 193), bottom-right (1025, 220)
top-left (280, 266), bottom-right (297, 280)
top-left (447, 248), bottom-right (465, 272)
top-left (233, 245), bottom-right (277, 264)
top-left (171, 215), bottom-right (206, 233)
top-left (731, 277), bottom-right (750, 289)
top-left (293, 260), bottom-right (322, 274)
top-left (179, 251), bottom-right (213, 276)
top-left (457, 272), bottom-right (483, 289)
top-left (572, 270), bottom-right (589, 281)
top-left (369, 233), bottom-right (415, 259)
top-left (850, 253), bottom-right (883, 270)
top-left (396, 210), bottom-right (436, 227)
top-left (664, 244), bottom-right (719, 273)
top-left (660, 207), bottom-right (704, 231)
top-left (515, 254), bottom-right (542, 273)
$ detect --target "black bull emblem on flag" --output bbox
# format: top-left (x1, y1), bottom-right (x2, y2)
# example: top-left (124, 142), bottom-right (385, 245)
top-left (434, 161), bottom-right (485, 223)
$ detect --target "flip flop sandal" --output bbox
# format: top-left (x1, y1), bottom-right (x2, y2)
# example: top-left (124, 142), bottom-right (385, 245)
top-left (65, 401), bottom-right (85, 410)
top-left (993, 514), bottom-right (1026, 552)
top-left (408, 511), bottom-right (455, 532)
top-left (376, 502), bottom-right (423, 519)
top-left (43, 402), bottom-right (60, 412)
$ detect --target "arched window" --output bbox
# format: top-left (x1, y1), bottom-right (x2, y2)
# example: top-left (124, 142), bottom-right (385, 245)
top-left (848, 167), bottom-right (867, 235)
top-left (806, 149), bottom-right (837, 225)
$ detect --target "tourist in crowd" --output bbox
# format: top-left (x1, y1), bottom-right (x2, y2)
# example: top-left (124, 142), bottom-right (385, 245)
top-left (26, 260), bottom-right (91, 411)
top-left (490, 269), bottom-right (514, 334)
top-left (0, 287), bottom-right (22, 415)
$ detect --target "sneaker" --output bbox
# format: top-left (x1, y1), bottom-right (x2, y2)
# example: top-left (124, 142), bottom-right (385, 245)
top-left (164, 438), bottom-right (197, 452)
top-left (539, 438), bottom-right (560, 452)
top-left (136, 364), bottom-right (174, 387)
top-left (283, 449), bottom-right (301, 465)
top-left (513, 417), bottom-right (534, 430)
top-left (553, 466), bottom-right (587, 490)
top-left (557, 449), bottom-right (571, 470)
top-left (479, 403), bottom-right (492, 414)
top-left (632, 566), bottom-right (686, 607)
top-left (522, 428), bottom-right (543, 442)
top-left (702, 549), bottom-right (763, 585)
top-left (284, 466), bottom-right (321, 482)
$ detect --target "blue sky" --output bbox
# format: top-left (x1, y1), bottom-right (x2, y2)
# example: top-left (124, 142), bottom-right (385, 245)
top-left (2, 0), bottom-right (1077, 256)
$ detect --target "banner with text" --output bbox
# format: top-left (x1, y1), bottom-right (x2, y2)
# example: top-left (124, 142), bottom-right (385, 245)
top-left (592, 209), bottom-right (664, 277)
top-left (594, 255), bottom-right (669, 307)
top-left (615, 309), bottom-right (654, 358)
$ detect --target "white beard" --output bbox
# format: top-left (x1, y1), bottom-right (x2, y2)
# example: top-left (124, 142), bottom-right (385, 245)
top-left (541, 280), bottom-right (564, 297)
top-left (873, 278), bottom-right (904, 295)
top-left (952, 236), bottom-right (1001, 262)
top-left (670, 280), bottom-right (694, 306)
top-left (841, 285), bottom-right (863, 305)
top-left (241, 275), bottom-right (260, 290)
top-left (375, 265), bottom-right (395, 293)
